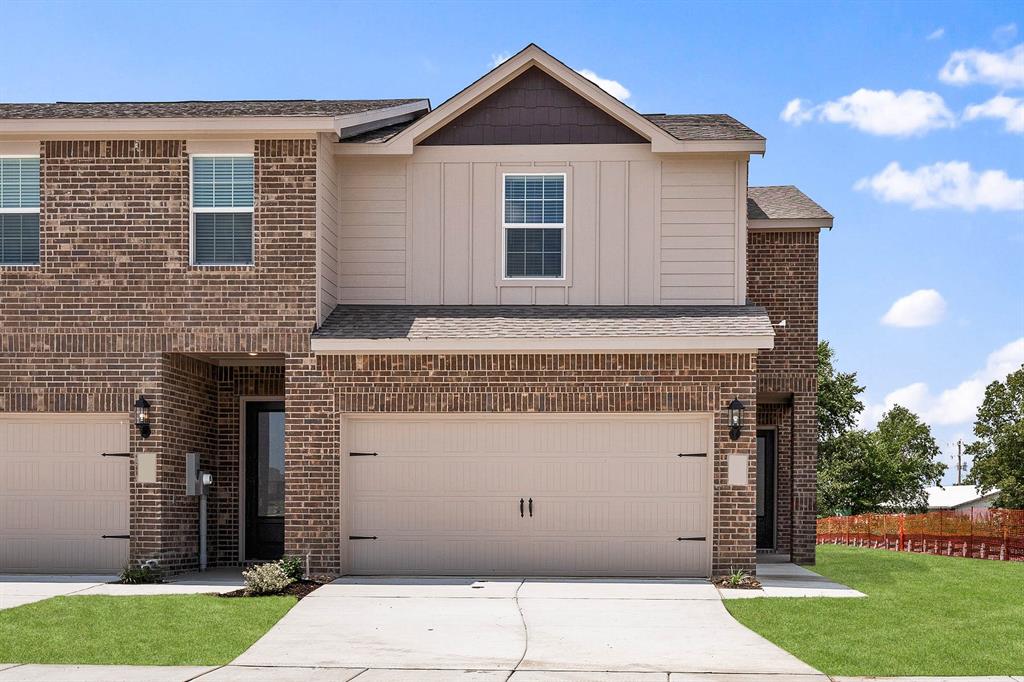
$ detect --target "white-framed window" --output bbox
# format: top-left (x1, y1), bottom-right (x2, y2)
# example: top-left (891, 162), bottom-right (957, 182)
top-left (502, 173), bottom-right (565, 279)
top-left (0, 156), bottom-right (40, 266)
top-left (190, 155), bottom-right (254, 266)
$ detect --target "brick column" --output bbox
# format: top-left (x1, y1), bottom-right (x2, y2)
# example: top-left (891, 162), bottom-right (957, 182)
top-left (284, 353), bottom-right (341, 576)
top-left (790, 389), bottom-right (818, 564)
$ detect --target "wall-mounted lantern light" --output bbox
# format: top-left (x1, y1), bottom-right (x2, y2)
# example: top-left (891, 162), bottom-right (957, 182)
top-left (728, 398), bottom-right (745, 441)
top-left (134, 395), bottom-right (151, 439)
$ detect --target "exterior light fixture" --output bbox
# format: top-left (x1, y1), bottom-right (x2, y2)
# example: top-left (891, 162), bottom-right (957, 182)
top-left (728, 398), bottom-right (745, 441)
top-left (134, 395), bottom-right (151, 439)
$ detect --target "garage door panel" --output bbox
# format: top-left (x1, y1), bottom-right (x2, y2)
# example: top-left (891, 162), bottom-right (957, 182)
top-left (346, 415), bottom-right (711, 577)
top-left (0, 415), bottom-right (129, 573)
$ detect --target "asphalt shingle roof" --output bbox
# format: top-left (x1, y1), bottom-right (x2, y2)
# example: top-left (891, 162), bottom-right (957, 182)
top-left (343, 112), bottom-right (765, 143)
top-left (314, 305), bottom-right (773, 340)
top-left (747, 185), bottom-right (833, 221)
top-left (0, 99), bottom-right (425, 119)
top-left (643, 114), bottom-right (764, 142)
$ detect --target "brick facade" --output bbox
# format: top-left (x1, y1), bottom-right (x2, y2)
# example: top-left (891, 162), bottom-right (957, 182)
top-left (0, 132), bottom-right (820, 576)
top-left (284, 352), bottom-right (758, 576)
top-left (0, 138), bottom-right (316, 573)
top-left (746, 229), bottom-right (819, 564)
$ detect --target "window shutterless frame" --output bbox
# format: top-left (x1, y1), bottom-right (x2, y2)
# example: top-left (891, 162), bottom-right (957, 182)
top-left (189, 154), bottom-right (254, 267)
top-left (0, 155), bottom-right (41, 267)
top-left (500, 172), bottom-right (567, 281)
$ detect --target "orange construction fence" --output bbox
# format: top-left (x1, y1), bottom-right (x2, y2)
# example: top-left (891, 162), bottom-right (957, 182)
top-left (816, 509), bottom-right (1024, 561)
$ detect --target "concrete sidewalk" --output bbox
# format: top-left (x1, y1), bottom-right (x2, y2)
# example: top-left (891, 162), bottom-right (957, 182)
top-left (719, 562), bottom-right (866, 599)
top-left (0, 665), bottom-right (1020, 681)
top-left (0, 568), bottom-right (244, 610)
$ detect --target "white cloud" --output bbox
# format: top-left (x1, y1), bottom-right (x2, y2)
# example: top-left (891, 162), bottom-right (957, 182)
top-left (861, 338), bottom-right (1024, 428)
top-left (881, 289), bottom-right (947, 328)
top-left (939, 44), bottom-right (1024, 88)
top-left (927, 27), bottom-right (946, 41)
top-left (993, 22), bottom-right (1018, 44)
top-left (779, 89), bottom-right (955, 136)
top-left (489, 52), bottom-right (512, 69)
top-left (964, 95), bottom-right (1024, 133)
top-left (854, 161), bottom-right (1024, 211)
top-left (575, 69), bottom-right (631, 101)
top-left (780, 98), bottom-right (815, 124)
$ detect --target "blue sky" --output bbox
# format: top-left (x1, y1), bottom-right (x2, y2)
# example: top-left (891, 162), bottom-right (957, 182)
top-left (4, 0), bottom-right (1022, 482)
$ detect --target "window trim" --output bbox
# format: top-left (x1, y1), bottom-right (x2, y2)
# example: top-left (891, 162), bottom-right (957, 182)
top-left (189, 153), bottom-right (255, 267)
top-left (500, 171), bottom-right (567, 282)
top-left (0, 154), bottom-right (41, 267)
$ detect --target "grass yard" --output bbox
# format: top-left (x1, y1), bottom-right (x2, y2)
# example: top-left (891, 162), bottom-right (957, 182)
top-left (726, 544), bottom-right (1024, 677)
top-left (0, 594), bottom-right (295, 666)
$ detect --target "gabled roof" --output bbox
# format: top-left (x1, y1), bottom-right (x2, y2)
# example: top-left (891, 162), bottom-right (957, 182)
top-left (0, 99), bottom-right (425, 119)
top-left (346, 112), bottom-right (764, 145)
top-left (337, 44), bottom-right (766, 155)
top-left (644, 114), bottom-right (764, 142)
top-left (311, 304), bottom-right (774, 353)
top-left (748, 186), bottom-right (833, 229)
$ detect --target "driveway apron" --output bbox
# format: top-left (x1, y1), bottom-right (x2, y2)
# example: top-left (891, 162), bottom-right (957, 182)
top-left (233, 577), bottom-right (819, 675)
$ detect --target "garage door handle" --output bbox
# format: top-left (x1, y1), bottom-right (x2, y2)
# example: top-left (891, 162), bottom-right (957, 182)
top-left (528, 498), bottom-right (533, 517)
top-left (520, 498), bottom-right (524, 517)
top-left (677, 536), bottom-right (706, 542)
top-left (101, 534), bottom-right (130, 539)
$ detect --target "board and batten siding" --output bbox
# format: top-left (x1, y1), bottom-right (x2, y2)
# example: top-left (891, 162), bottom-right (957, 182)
top-left (316, 133), bottom-right (340, 321)
top-left (333, 146), bottom-right (746, 305)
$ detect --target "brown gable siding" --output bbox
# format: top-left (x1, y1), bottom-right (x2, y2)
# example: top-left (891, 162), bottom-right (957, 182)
top-left (420, 67), bottom-right (647, 146)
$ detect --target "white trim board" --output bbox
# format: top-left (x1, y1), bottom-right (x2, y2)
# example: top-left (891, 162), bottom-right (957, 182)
top-left (311, 335), bottom-right (774, 354)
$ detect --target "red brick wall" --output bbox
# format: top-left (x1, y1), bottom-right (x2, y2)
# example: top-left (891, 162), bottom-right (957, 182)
top-left (284, 352), bottom-right (758, 576)
top-left (747, 229), bottom-right (819, 563)
top-left (0, 139), bottom-right (318, 334)
top-left (0, 137), bottom-right (317, 574)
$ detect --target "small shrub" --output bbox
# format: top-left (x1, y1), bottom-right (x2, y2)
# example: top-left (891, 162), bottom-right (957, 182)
top-left (728, 568), bottom-right (748, 586)
top-left (279, 555), bottom-right (305, 582)
top-left (243, 562), bottom-right (294, 595)
top-left (119, 564), bottom-right (161, 584)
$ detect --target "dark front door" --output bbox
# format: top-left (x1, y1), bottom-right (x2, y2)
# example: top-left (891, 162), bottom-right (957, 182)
top-left (245, 401), bottom-right (285, 560)
top-left (756, 429), bottom-right (776, 550)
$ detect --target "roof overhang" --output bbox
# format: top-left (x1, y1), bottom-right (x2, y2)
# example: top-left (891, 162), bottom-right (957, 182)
top-left (0, 100), bottom-right (429, 139)
top-left (749, 217), bottom-right (833, 231)
top-left (311, 335), bottom-right (774, 354)
top-left (333, 44), bottom-right (764, 156)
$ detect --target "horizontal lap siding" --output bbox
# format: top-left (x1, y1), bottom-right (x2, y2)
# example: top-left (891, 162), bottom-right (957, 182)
top-left (337, 158), bottom-right (408, 303)
top-left (660, 159), bottom-right (738, 304)
top-left (316, 134), bottom-right (339, 322)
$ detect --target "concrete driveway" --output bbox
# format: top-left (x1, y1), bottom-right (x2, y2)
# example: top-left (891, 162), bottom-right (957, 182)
top-left (231, 577), bottom-right (821, 679)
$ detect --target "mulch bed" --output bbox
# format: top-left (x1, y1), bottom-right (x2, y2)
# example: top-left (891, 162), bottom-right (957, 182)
top-left (219, 579), bottom-right (323, 600)
top-left (712, 575), bottom-right (763, 590)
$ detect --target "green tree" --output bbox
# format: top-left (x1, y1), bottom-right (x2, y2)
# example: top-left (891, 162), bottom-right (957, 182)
top-left (817, 341), bottom-right (865, 443)
top-left (818, 406), bottom-right (946, 516)
top-left (816, 341), bottom-right (866, 516)
top-left (966, 365), bottom-right (1024, 509)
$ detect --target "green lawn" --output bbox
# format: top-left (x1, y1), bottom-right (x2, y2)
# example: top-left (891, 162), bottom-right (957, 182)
top-left (726, 544), bottom-right (1024, 677)
top-left (0, 594), bottom-right (295, 666)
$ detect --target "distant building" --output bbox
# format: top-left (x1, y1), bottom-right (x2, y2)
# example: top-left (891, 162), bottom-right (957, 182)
top-left (925, 485), bottom-right (999, 512)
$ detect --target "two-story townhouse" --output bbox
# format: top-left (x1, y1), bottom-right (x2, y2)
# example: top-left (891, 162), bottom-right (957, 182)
top-left (0, 45), bottom-right (831, 578)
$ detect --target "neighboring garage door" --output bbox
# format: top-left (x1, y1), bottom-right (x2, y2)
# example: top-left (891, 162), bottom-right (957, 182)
top-left (0, 414), bottom-right (130, 573)
top-left (345, 415), bottom-right (712, 577)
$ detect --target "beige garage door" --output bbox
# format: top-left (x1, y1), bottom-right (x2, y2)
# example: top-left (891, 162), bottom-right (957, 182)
top-left (345, 415), bottom-right (712, 577)
top-left (0, 414), bottom-right (130, 573)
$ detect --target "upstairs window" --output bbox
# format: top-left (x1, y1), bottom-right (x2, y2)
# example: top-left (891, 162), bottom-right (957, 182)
top-left (0, 157), bottom-right (40, 265)
top-left (191, 155), bottom-right (254, 265)
top-left (503, 173), bottom-right (565, 279)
